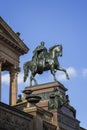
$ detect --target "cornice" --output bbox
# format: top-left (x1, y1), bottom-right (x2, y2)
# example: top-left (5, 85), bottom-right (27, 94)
top-left (0, 32), bottom-right (26, 55)
top-left (0, 16), bottom-right (29, 54)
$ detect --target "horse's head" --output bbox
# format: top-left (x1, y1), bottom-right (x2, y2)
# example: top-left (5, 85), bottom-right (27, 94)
top-left (56, 45), bottom-right (62, 56)
top-left (49, 45), bottom-right (62, 57)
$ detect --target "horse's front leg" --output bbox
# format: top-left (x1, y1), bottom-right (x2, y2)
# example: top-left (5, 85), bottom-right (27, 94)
top-left (50, 66), bottom-right (57, 81)
top-left (57, 66), bottom-right (69, 80)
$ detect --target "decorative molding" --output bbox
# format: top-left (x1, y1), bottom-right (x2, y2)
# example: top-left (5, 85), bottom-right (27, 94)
top-left (0, 32), bottom-right (27, 55)
top-left (0, 16), bottom-right (29, 54)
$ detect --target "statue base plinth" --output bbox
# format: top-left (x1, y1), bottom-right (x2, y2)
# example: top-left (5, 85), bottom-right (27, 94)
top-left (15, 81), bottom-right (80, 130)
top-left (23, 81), bottom-right (67, 109)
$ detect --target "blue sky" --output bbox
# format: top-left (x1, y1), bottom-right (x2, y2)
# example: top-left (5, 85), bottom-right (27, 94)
top-left (0, 0), bottom-right (87, 128)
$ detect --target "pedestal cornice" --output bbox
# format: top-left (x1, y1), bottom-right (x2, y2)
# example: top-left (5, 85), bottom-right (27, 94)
top-left (24, 81), bottom-right (67, 94)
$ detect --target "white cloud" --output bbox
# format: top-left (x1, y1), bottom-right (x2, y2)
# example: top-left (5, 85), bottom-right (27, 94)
top-left (82, 68), bottom-right (87, 77)
top-left (56, 73), bottom-right (67, 81)
top-left (18, 72), bottom-right (30, 91)
top-left (2, 73), bottom-right (10, 85)
top-left (18, 73), bottom-right (24, 84)
top-left (67, 67), bottom-right (77, 77)
top-left (56, 67), bottom-right (77, 81)
top-left (2, 72), bottom-right (24, 85)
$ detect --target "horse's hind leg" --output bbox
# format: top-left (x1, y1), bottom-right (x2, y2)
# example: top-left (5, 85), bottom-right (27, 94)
top-left (30, 73), bottom-right (37, 86)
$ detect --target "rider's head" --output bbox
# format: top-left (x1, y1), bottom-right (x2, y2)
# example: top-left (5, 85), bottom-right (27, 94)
top-left (40, 41), bottom-right (45, 46)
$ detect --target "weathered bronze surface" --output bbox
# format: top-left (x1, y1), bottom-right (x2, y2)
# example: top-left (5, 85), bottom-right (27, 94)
top-left (23, 42), bottom-right (69, 86)
top-left (48, 87), bottom-right (69, 110)
top-left (48, 87), bottom-right (64, 109)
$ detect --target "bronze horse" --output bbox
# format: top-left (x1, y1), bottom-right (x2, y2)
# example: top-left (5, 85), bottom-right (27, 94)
top-left (23, 45), bottom-right (69, 86)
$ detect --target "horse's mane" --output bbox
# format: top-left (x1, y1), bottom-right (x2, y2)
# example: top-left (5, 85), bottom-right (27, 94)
top-left (49, 45), bottom-right (61, 52)
top-left (49, 45), bottom-right (57, 51)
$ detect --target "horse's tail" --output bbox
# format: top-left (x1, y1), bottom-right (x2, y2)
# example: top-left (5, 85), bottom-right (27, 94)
top-left (23, 61), bottom-right (30, 82)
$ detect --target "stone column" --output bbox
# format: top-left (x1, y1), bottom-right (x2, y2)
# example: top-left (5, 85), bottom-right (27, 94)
top-left (9, 66), bottom-right (19, 106)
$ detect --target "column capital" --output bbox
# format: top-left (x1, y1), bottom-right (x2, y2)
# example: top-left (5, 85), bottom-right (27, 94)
top-left (0, 57), bottom-right (6, 64)
top-left (10, 66), bottom-right (20, 75)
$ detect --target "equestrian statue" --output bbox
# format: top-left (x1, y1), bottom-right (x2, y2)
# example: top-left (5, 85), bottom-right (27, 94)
top-left (23, 41), bottom-right (69, 86)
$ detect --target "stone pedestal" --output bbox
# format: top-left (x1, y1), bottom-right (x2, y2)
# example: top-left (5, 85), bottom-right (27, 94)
top-left (23, 82), bottom-right (67, 109)
top-left (22, 81), bottom-right (80, 130)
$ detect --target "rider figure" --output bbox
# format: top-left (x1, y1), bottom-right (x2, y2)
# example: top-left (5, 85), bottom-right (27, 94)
top-left (33, 41), bottom-right (47, 60)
